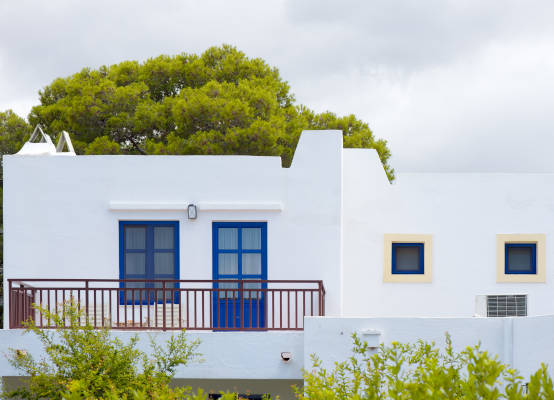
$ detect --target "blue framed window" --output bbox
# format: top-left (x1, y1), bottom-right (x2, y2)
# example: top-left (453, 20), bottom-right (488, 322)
top-left (119, 221), bottom-right (179, 304)
top-left (212, 222), bottom-right (267, 291)
top-left (505, 243), bottom-right (536, 274)
top-left (392, 243), bottom-right (424, 274)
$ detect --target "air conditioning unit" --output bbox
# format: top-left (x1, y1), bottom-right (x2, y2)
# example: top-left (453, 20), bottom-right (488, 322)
top-left (475, 294), bottom-right (527, 317)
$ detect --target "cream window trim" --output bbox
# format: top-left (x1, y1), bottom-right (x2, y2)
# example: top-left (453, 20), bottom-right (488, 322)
top-left (496, 234), bottom-right (546, 283)
top-left (383, 234), bottom-right (433, 283)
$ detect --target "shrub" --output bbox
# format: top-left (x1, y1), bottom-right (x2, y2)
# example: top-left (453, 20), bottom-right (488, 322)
top-left (2, 300), bottom-right (200, 399)
top-left (296, 334), bottom-right (554, 399)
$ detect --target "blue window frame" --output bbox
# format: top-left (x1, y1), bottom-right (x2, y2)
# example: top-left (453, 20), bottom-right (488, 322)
top-left (119, 221), bottom-right (179, 304)
top-left (392, 243), bottom-right (424, 274)
top-left (505, 243), bottom-right (536, 274)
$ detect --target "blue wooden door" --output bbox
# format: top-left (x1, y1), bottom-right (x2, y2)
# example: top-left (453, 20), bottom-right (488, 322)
top-left (212, 222), bottom-right (267, 329)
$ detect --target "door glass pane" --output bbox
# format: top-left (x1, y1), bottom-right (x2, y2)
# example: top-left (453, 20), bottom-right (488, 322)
top-left (218, 253), bottom-right (238, 274)
top-left (243, 281), bottom-right (261, 299)
top-left (242, 253), bottom-right (261, 275)
top-left (154, 252), bottom-right (175, 275)
top-left (125, 227), bottom-right (146, 250)
top-left (154, 227), bottom-right (174, 249)
top-left (218, 280), bottom-right (239, 299)
top-left (242, 228), bottom-right (261, 250)
top-left (124, 281), bottom-right (147, 302)
top-left (125, 253), bottom-right (146, 275)
top-left (218, 228), bottom-right (238, 249)
top-left (395, 246), bottom-right (420, 271)
top-left (154, 281), bottom-right (176, 302)
top-left (507, 247), bottom-right (533, 271)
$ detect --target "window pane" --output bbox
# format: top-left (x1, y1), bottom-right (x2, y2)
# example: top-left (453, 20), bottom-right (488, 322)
top-left (153, 281), bottom-right (177, 302)
top-left (507, 247), bottom-right (533, 272)
top-left (243, 281), bottom-right (261, 299)
top-left (395, 246), bottom-right (421, 272)
top-left (154, 227), bottom-right (174, 249)
top-left (218, 253), bottom-right (238, 274)
top-left (218, 280), bottom-right (238, 299)
top-left (242, 228), bottom-right (261, 250)
top-left (242, 253), bottom-right (261, 275)
top-left (125, 227), bottom-right (146, 250)
top-left (123, 281), bottom-right (146, 302)
top-left (125, 253), bottom-right (146, 275)
top-left (218, 228), bottom-right (238, 249)
top-left (154, 252), bottom-right (175, 275)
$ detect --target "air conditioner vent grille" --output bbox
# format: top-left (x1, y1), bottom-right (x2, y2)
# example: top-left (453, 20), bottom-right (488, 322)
top-left (487, 295), bottom-right (527, 317)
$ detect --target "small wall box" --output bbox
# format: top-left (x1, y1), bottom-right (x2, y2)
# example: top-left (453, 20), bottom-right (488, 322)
top-left (359, 329), bottom-right (381, 349)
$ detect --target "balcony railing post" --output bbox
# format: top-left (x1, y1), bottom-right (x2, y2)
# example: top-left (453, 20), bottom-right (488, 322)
top-left (162, 281), bottom-right (166, 331)
top-left (85, 280), bottom-right (89, 325)
top-left (8, 280), bottom-right (13, 329)
top-left (320, 281), bottom-right (325, 316)
top-left (240, 281), bottom-right (244, 329)
top-left (19, 284), bottom-right (24, 328)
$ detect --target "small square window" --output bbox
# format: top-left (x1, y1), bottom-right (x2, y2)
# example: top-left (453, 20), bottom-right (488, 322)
top-left (392, 243), bottom-right (424, 274)
top-left (384, 234), bottom-right (432, 283)
top-left (496, 234), bottom-right (545, 283)
top-left (505, 243), bottom-right (536, 274)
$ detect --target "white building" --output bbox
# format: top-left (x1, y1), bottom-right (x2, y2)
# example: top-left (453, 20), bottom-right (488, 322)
top-left (2, 130), bottom-right (554, 398)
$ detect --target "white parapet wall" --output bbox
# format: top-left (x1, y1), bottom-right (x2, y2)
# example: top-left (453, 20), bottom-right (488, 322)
top-left (2, 316), bottom-right (554, 387)
top-left (304, 316), bottom-right (554, 380)
top-left (0, 330), bottom-right (304, 380)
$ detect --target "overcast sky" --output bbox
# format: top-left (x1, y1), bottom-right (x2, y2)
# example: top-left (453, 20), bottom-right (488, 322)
top-left (1, 0), bottom-right (554, 172)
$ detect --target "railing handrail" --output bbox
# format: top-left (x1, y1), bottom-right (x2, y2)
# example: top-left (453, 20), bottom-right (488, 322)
top-left (9, 278), bottom-right (324, 285)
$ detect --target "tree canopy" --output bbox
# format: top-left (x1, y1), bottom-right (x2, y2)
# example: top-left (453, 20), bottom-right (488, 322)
top-left (0, 109), bottom-right (31, 159)
top-left (27, 45), bottom-right (394, 180)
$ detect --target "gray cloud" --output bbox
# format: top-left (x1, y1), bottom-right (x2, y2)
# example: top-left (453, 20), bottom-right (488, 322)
top-left (1, 0), bottom-right (554, 173)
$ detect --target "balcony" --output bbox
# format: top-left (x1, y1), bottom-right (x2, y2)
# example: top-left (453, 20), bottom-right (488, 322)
top-left (8, 279), bottom-right (325, 331)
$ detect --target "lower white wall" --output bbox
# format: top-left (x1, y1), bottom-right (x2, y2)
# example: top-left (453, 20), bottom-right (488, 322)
top-left (0, 330), bottom-right (304, 380)
top-left (3, 316), bottom-right (554, 385)
top-left (304, 316), bottom-right (554, 379)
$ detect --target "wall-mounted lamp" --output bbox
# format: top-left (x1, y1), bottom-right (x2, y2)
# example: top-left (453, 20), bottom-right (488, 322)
top-left (281, 352), bottom-right (292, 362)
top-left (187, 204), bottom-right (197, 220)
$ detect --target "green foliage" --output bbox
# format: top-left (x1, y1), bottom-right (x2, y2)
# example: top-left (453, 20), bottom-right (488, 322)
top-left (2, 300), bottom-right (200, 400)
top-left (296, 333), bottom-right (554, 399)
top-left (28, 45), bottom-right (394, 180)
top-left (0, 109), bottom-right (31, 157)
top-left (84, 136), bottom-right (121, 155)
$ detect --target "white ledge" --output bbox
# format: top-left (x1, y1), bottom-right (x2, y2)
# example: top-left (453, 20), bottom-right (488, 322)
top-left (109, 201), bottom-right (284, 212)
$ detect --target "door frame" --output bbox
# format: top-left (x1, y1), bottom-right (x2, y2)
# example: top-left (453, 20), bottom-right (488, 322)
top-left (212, 221), bottom-right (268, 328)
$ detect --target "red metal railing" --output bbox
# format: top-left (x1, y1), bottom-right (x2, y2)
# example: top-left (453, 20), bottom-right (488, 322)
top-left (8, 279), bottom-right (325, 331)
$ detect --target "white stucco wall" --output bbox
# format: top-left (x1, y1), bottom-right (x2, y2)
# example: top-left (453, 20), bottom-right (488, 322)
top-left (304, 316), bottom-right (554, 380)
top-left (0, 330), bottom-right (304, 380)
top-left (343, 148), bottom-right (554, 317)
top-left (2, 316), bottom-right (553, 383)
top-left (2, 130), bottom-right (343, 328)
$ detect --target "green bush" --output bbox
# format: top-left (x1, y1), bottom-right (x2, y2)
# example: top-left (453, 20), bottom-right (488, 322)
top-left (296, 334), bottom-right (554, 399)
top-left (1, 300), bottom-right (200, 399)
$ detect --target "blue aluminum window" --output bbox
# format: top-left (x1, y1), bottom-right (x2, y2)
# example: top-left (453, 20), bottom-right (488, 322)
top-left (392, 243), bottom-right (424, 274)
top-left (119, 221), bottom-right (179, 304)
top-left (505, 243), bottom-right (536, 274)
